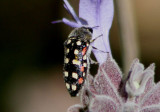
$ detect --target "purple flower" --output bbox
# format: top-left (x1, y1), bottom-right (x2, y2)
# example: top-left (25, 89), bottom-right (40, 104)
top-left (52, 0), bottom-right (160, 112)
top-left (52, 0), bottom-right (114, 64)
top-left (125, 59), bottom-right (154, 97)
top-left (68, 55), bottom-right (160, 112)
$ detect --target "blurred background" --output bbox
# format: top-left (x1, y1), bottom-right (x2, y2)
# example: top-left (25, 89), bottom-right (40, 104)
top-left (0, 0), bottom-right (160, 112)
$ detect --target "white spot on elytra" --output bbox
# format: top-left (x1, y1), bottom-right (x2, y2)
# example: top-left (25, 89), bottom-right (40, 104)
top-left (83, 63), bottom-right (87, 67)
top-left (83, 72), bottom-right (85, 77)
top-left (66, 49), bottom-right (69, 53)
top-left (72, 72), bottom-right (78, 79)
top-left (67, 39), bottom-right (71, 44)
top-left (83, 55), bottom-right (87, 60)
top-left (72, 85), bottom-right (77, 91)
top-left (72, 59), bottom-right (80, 65)
top-left (76, 41), bottom-right (81, 45)
top-left (64, 71), bottom-right (68, 77)
top-left (74, 49), bottom-right (79, 55)
top-left (65, 58), bottom-right (69, 63)
top-left (66, 83), bottom-right (70, 89)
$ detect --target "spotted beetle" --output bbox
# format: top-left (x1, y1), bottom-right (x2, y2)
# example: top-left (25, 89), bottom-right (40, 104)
top-left (63, 26), bottom-right (95, 97)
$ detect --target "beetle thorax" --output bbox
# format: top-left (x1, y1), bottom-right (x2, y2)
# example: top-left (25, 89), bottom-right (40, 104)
top-left (68, 27), bottom-right (92, 41)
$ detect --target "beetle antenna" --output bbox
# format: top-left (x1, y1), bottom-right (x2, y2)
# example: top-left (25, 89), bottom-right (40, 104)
top-left (91, 26), bottom-right (99, 29)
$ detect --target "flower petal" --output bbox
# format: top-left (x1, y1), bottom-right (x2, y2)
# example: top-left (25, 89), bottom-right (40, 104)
top-left (79, 0), bottom-right (114, 35)
top-left (129, 60), bottom-right (144, 85)
top-left (81, 87), bottom-right (91, 106)
top-left (86, 74), bottom-right (97, 94)
top-left (125, 59), bottom-right (152, 97)
top-left (79, 0), bottom-right (114, 64)
top-left (140, 104), bottom-right (160, 112)
top-left (123, 101), bottom-right (139, 112)
top-left (52, 0), bottom-right (83, 28)
top-left (89, 95), bottom-right (119, 112)
top-left (80, 74), bottom-right (97, 106)
top-left (100, 53), bottom-right (122, 90)
top-left (51, 18), bottom-right (81, 28)
top-left (126, 70), bottom-right (154, 97)
top-left (67, 104), bottom-right (84, 112)
top-left (135, 77), bottom-right (155, 103)
top-left (63, 0), bottom-right (81, 25)
top-left (94, 65), bottom-right (122, 107)
top-left (62, 18), bottom-right (82, 27)
top-left (146, 63), bottom-right (155, 71)
top-left (141, 82), bottom-right (160, 107)
top-left (135, 64), bottom-right (155, 103)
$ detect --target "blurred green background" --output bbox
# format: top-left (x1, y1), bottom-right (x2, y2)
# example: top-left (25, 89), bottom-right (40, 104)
top-left (0, 0), bottom-right (160, 112)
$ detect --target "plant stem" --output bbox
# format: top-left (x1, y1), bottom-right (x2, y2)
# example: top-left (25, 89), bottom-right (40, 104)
top-left (114, 0), bottom-right (140, 75)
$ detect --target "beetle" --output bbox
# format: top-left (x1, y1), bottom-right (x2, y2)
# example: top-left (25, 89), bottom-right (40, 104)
top-left (63, 26), bottom-right (95, 97)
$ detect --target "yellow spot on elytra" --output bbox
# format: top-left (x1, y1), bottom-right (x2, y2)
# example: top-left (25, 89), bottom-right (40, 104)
top-left (74, 49), bottom-right (79, 55)
top-left (67, 39), bottom-right (71, 44)
top-left (75, 55), bottom-right (78, 59)
top-left (76, 41), bottom-right (81, 45)
top-left (64, 71), bottom-right (68, 77)
top-left (66, 49), bottom-right (69, 53)
top-left (66, 83), bottom-right (70, 89)
top-left (72, 72), bottom-right (78, 79)
top-left (83, 63), bottom-right (87, 67)
top-left (65, 58), bottom-right (69, 63)
top-left (83, 55), bottom-right (87, 60)
top-left (83, 72), bottom-right (85, 77)
top-left (72, 59), bottom-right (80, 65)
top-left (72, 85), bottom-right (77, 91)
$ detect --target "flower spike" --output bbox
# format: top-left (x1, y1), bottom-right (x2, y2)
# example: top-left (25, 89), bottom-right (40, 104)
top-left (52, 0), bottom-right (114, 64)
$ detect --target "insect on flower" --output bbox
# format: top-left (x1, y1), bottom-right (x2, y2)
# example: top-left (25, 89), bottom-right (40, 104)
top-left (52, 0), bottom-right (102, 97)
top-left (63, 26), bottom-right (100, 97)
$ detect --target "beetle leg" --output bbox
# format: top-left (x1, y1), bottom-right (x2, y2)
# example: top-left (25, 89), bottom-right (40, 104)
top-left (90, 34), bottom-right (103, 43)
top-left (92, 46), bottom-right (107, 53)
top-left (89, 57), bottom-right (98, 64)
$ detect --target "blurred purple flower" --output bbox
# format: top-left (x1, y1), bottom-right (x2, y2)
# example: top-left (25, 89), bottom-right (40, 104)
top-left (52, 0), bottom-right (114, 64)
